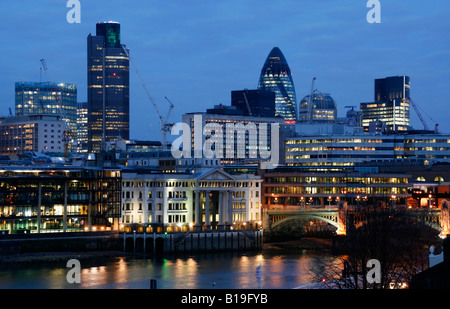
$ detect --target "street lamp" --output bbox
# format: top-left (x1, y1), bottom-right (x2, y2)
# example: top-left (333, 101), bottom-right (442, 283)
top-left (428, 194), bottom-right (432, 208)
top-left (300, 196), bottom-right (304, 212)
top-left (327, 196), bottom-right (332, 211)
top-left (356, 195), bottom-right (361, 208)
top-left (391, 195), bottom-right (397, 208)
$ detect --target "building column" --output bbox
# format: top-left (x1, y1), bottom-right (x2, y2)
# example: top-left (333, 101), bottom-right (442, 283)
top-left (88, 189), bottom-right (92, 231)
top-left (37, 181), bottom-right (41, 233)
top-left (228, 190), bottom-right (233, 229)
top-left (195, 190), bottom-right (202, 230)
top-left (205, 190), bottom-right (210, 230)
top-left (63, 181), bottom-right (68, 232)
top-left (219, 191), bottom-right (224, 228)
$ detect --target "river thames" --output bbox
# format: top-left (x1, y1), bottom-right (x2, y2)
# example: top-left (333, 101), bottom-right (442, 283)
top-left (0, 247), bottom-right (342, 289)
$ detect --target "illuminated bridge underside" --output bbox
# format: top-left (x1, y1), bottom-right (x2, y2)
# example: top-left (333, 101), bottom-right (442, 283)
top-left (267, 208), bottom-right (447, 236)
top-left (269, 211), bottom-right (339, 230)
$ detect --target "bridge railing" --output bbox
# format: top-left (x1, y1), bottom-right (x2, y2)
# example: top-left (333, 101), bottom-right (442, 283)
top-left (267, 206), bottom-right (339, 213)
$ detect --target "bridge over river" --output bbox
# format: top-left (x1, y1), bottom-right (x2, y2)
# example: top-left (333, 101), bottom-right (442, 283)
top-left (263, 201), bottom-right (450, 238)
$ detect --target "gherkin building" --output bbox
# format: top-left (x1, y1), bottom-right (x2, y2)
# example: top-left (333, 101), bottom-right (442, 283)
top-left (257, 47), bottom-right (297, 121)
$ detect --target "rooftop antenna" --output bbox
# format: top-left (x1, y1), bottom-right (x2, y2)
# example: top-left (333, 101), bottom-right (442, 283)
top-left (308, 77), bottom-right (316, 123)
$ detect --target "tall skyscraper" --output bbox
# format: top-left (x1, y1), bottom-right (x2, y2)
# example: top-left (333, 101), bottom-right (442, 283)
top-left (361, 76), bottom-right (411, 132)
top-left (257, 47), bottom-right (297, 122)
top-left (231, 89), bottom-right (276, 117)
top-left (15, 81), bottom-right (77, 134)
top-left (87, 21), bottom-right (130, 152)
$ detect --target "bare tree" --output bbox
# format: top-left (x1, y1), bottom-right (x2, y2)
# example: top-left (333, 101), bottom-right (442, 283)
top-left (309, 204), bottom-right (441, 289)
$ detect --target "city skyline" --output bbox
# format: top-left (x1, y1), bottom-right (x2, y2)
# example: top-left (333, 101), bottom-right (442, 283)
top-left (0, 1), bottom-right (449, 142)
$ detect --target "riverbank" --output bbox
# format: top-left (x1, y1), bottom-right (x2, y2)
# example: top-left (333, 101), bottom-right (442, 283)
top-left (263, 237), bottom-right (333, 250)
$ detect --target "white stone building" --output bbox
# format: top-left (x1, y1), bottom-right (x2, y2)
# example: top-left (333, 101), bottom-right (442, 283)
top-left (121, 167), bottom-right (262, 232)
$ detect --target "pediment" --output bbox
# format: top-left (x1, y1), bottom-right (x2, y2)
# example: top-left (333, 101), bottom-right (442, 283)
top-left (197, 168), bottom-right (236, 181)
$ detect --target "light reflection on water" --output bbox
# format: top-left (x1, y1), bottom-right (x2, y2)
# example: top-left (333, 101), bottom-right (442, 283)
top-left (0, 249), bottom-right (341, 289)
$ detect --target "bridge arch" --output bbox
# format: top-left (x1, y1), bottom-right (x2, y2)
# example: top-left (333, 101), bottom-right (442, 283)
top-left (271, 214), bottom-right (339, 230)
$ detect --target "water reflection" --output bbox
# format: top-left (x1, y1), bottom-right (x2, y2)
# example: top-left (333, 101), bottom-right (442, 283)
top-left (0, 250), bottom-right (342, 289)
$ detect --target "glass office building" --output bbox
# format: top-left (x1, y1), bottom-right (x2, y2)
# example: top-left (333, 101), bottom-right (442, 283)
top-left (15, 81), bottom-right (77, 134)
top-left (231, 89), bottom-right (276, 117)
top-left (361, 76), bottom-right (411, 132)
top-left (0, 167), bottom-right (122, 234)
top-left (258, 47), bottom-right (297, 122)
top-left (87, 21), bottom-right (130, 152)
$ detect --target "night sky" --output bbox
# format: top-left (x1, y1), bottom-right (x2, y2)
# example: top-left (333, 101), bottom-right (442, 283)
top-left (1, 0), bottom-right (449, 141)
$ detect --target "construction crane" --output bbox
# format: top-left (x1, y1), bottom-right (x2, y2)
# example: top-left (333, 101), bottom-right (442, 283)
top-left (121, 45), bottom-right (174, 148)
top-left (163, 96), bottom-right (175, 146)
top-left (408, 97), bottom-right (439, 132)
top-left (40, 59), bottom-right (74, 158)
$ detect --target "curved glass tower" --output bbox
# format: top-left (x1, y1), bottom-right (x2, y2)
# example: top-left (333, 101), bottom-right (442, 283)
top-left (258, 47), bottom-right (297, 122)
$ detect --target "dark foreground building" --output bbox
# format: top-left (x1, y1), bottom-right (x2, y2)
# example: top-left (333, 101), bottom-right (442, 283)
top-left (410, 237), bottom-right (450, 289)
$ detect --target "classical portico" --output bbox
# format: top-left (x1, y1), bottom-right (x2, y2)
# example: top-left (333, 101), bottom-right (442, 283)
top-left (194, 168), bottom-right (236, 230)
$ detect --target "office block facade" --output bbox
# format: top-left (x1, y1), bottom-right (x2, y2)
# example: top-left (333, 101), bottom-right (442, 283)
top-left (0, 167), bottom-right (121, 234)
top-left (361, 76), bottom-right (411, 132)
top-left (0, 115), bottom-right (65, 155)
top-left (15, 81), bottom-right (77, 135)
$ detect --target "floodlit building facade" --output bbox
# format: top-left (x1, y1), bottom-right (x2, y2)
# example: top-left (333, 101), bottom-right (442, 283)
top-left (121, 167), bottom-right (262, 232)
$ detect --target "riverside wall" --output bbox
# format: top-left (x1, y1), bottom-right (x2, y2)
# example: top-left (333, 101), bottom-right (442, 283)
top-left (122, 230), bottom-right (263, 254)
top-left (0, 230), bottom-right (263, 257)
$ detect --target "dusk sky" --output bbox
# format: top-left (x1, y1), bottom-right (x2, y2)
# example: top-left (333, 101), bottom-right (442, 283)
top-left (1, 0), bottom-right (449, 141)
